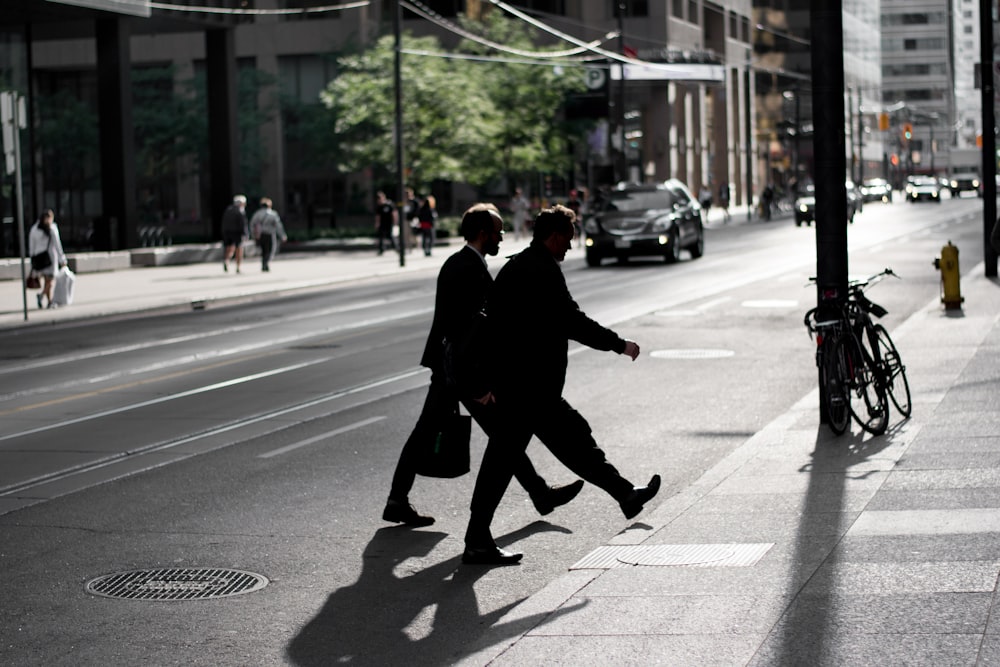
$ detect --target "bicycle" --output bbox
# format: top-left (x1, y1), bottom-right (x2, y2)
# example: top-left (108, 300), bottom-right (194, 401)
top-left (844, 269), bottom-right (912, 420)
top-left (805, 268), bottom-right (911, 436)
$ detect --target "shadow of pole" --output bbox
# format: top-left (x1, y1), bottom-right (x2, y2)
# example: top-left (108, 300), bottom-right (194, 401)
top-left (768, 423), bottom-right (896, 664)
top-left (286, 522), bottom-right (581, 667)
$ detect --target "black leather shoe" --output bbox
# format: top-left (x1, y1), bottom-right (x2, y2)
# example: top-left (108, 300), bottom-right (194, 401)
top-left (462, 545), bottom-right (523, 566)
top-left (531, 479), bottom-right (585, 516)
top-left (619, 474), bottom-right (661, 520)
top-left (382, 499), bottom-right (435, 527)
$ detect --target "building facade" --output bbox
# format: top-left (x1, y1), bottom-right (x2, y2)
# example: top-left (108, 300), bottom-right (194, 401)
top-left (6, 0), bottom-right (761, 249)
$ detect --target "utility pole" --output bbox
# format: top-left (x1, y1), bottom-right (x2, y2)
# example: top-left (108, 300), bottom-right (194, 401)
top-left (393, 0), bottom-right (406, 268)
top-left (979, 0), bottom-right (997, 276)
top-left (810, 0), bottom-right (848, 423)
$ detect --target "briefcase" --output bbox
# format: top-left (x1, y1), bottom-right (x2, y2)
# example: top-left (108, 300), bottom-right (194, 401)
top-left (415, 409), bottom-right (471, 478)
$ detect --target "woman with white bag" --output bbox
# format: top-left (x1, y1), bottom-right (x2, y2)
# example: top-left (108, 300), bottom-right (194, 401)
top-left (27, 209), bottom-right (67, 309)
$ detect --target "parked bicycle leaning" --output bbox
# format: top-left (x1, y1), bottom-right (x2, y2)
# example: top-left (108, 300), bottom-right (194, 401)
top-left (804, 268), bottom-right (911, 437)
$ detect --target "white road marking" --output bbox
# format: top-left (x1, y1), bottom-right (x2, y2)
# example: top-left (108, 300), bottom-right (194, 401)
top-left (258, 416), bottom-right (386, 459)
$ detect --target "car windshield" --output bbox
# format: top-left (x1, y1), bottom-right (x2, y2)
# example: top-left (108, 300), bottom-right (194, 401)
top-left (601, 190), bottom-right (676, 213)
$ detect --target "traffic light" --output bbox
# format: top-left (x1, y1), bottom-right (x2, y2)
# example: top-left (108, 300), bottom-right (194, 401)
top-left (903, 123), bottom-right (913, 141)
top-left (891, 153), bottom-right (899, 166)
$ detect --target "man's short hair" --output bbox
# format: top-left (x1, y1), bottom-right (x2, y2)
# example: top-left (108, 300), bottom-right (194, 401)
top-left (460, 203), bottom-right (502, 241)
top-left (532, 204), bottom-right (576, 241)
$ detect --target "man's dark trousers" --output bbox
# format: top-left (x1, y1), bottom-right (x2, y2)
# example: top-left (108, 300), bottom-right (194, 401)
top-left (465, 396), bottom-right (635, 547)
top-left (389, 371), bottom-right (550, 502)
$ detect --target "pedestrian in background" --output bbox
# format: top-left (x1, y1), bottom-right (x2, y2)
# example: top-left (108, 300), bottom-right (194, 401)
top-left (462, 205), bottom-right (660, 565)
top-left (719, 182), bottom-right (731, 222)
top-left (417, 194), bottom-right (437, 256)
top-left (250, 197), bottom-right (287, 272)
top-left (374, 191), bottom-right (397, 255)
top-left (221, 194), bottom-right (248, 273)
top-left (27, 208), bottom-right (67, 309)
top-left (384, 203), bottom-right (582, 528)
top-left (510, 188), bottom-right (530, 241)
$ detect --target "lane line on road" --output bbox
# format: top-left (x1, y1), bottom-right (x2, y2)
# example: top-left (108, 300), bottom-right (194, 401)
top-left (0, 307), bottom-right (431, 403)
top-left (0, 368), bottom-right (427, 496)
top-left (0, 357), bottom-right (335, 444)
top-left (257, 416), bottom-right (386, 459)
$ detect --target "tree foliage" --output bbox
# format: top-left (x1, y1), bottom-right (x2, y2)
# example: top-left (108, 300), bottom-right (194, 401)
top-left (320, 13), bottom-right (590, 192)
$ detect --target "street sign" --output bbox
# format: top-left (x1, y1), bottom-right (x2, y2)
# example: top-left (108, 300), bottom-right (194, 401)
top-left (585, 67), bottom-right (607, 91)
top-left (878, 112), bottom-right (889, 131)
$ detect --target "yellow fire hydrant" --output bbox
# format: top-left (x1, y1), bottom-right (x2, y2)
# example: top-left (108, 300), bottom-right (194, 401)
top-left (933, 241), bottom-right (964, 310)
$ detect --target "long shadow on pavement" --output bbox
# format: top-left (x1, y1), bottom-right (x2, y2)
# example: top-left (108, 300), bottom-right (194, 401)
top-left (286, 522), bottom-right (581, 666)
top-left (756, 420), bottom-right (898, 664)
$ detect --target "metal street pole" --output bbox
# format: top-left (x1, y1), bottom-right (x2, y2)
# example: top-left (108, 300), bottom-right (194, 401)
top-left (2, 91), bottom-right (27, 321)
top-left (393, 0), bottom-right (406, 268)
top-left (744, 58), bottom-right (753, 221)
top-left (617, 1), bottom-right (626, 183)
top-left (979, 0), bottom-right (997, 276)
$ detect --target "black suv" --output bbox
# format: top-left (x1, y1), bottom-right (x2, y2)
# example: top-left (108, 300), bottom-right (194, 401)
top-left (583, 180), bottom-right (704, 267)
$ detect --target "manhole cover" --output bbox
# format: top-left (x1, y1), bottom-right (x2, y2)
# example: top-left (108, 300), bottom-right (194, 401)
top-left (649, 349), bottom-right (735, 359)
top-left (86, 568), bottom-right (268, 601)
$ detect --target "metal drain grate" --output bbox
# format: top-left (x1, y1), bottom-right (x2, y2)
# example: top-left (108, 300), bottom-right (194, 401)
top-left (86, 568), bottom-right (268, 601)
top-left (570, 543), bottom-right (773, 569)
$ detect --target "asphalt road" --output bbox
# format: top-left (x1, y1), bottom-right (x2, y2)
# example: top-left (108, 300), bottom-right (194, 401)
top-left (0, 195), bottom-right (987, 666)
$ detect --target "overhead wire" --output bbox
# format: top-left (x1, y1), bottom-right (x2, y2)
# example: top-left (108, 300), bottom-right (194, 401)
top-left (147, 0), bottom-right (368, 15)
top-left (400, 0), bottom-right (615, 60)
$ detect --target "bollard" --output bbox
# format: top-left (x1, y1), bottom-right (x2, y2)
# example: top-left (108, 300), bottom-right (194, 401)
top-left (932, 240), bottom-right (964, 310)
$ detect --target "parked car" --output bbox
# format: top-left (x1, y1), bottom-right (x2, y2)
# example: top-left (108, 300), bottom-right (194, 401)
top-left (794, 182), bottom-right (859, 227)
top-left (905, 175), bottom-right (942, 203)
top-left (948, 172), bottom-right (981, 197)
top-left (583, 180), bottom-right (704, 266)
top-left (861, 177), bottom-right (892, 203)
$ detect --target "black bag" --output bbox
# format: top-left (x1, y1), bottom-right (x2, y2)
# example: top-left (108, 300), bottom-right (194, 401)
top-left (415, 408), bottom-right (471, 478)
top-left (30, 250), bottom-right (52, 272)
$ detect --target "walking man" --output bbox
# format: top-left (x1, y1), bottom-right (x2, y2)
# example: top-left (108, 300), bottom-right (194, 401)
top-left (250, 197), bottom-right (287, 272)
top-left (383, 203), bottom-right (583, 527)
top-left (462, 205), bottom-right (660, 565)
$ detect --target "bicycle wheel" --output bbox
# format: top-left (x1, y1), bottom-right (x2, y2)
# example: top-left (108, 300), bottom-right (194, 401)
top-left (822, 339), bottom-right (850, 435)
top-left (874, 324), bottom-right (912, 416)
top-left (837, 333), bottom-right (888, 435)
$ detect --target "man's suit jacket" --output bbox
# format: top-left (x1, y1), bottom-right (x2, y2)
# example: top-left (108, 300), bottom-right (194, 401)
top-left (421, 246), bottom-right (492, 396)
top-left (487, 241), bottom-right (625, 404)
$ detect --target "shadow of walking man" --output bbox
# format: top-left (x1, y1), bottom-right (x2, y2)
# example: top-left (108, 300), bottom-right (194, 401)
top-left (287, 523), bottom-right (582, 666)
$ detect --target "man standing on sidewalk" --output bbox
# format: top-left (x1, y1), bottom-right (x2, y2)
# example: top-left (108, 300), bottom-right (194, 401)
top-left (383, 203), bottom-right (583, 527)
top-left (462, 205), bottom-right (660, 565)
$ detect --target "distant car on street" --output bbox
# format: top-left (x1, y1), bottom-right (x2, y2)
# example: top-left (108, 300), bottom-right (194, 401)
top-left (905, 175), bottom-right (942, 203)
top-left (948, 172), bottom-right (981, 197)
top-left (583, 179), bottom-right (704, 266)
top-left (861, 178), bottom-right (892, 203)
top-left (794, 182), bottom-right (859, 227)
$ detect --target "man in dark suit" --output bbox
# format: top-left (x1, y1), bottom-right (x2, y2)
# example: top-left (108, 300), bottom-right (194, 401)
top-left (383, 203), bottom-right (583, 527)
top-left (462, 205), bottom-right (660, 565)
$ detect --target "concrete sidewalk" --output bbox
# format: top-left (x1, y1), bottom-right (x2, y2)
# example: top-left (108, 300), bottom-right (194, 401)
top-left (458, 267), bottom-right (1000, 666)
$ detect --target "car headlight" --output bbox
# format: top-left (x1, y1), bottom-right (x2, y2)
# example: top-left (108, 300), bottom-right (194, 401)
top-left (951, 181), bottom-right (958, 188)
top-left (798, 203), bottom-right (808, 213)
top-left (973, 180), bottom-right (980, 188)
top-left (584, 218), bottom-right (600, 234)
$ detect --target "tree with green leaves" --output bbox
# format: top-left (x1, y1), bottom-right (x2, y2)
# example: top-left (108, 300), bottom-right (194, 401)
top-left (455, 11), bottom-right (590, 191)
top-left (321, 33), bottom-right (498, 193)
